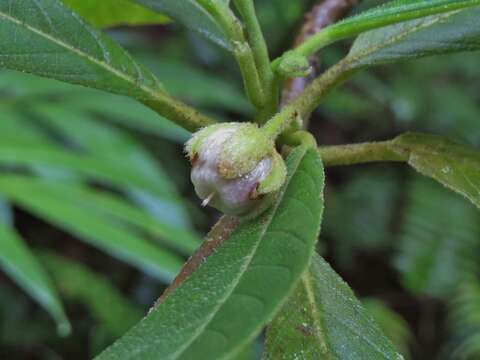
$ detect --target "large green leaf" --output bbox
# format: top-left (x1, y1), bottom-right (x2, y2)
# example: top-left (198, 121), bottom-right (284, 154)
top-left (131, 0), bottom-right (232, 50)
top-left (61, 0), bottom-right (169, 28)
top-left (0, 176), bottom-right (184, 281)
top-left (0, 222), bottom-right (70, 335)
top-left (395, 178), bottom-right (479, 298)
top-left (347, 7), bottom-right (480, 68)
top-left (96, 146), bottom-right (325, 360)
top-left (39, 251), bottom-right (142, 338)
top-left (264, 253), bottom-right (402, 360)
top-left (0, 0), bottom-right (210, 131)
top-left (390, 133), bottom-right (480, 210)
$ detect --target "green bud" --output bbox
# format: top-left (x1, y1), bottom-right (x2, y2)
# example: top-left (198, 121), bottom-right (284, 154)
top-left (185, 123), bottom-right (287, 216)
top-left (275, 51), bottom-right (312, 78)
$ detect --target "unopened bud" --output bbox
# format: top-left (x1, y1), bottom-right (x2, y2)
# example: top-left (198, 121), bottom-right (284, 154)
top-left (186, 123), bottom-right (287, 216)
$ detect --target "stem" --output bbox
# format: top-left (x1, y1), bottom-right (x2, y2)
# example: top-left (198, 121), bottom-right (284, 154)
top-left (143, 93), bottom-right (216, 133)
top-left (200, 1), bottom-right (266, 109)
top-left (234, 0), bottom-right (273, 90)
top-left (318, 140), bottom-right (407, 167)
top-left (263, 58), bottom-right (356, 139)
top-left (285, 0), bottom-right (480, 58)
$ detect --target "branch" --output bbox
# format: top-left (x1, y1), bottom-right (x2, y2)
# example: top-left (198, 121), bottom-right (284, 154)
top-left (282, 0), bottom-right (358, 107)
top-left (318, 140), bottom-right (407, 166)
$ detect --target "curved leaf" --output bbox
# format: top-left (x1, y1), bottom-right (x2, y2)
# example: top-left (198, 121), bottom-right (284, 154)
top-left (0, 176), bottom-right (184, 281)
top-left (264, 253), bottom-right (402, 360)
top-left (391, 133), bottom-right (480, 209)
top-left (347, 7), bottom-right (480, 68)
top-left (96, 146), bottom-right (325, 360)
top-left (0, 222), bottom-right (70, 335)
top-left (131, 0), bottom-right (232, 50)
top-left (61, 0), bottom-right (169, 28)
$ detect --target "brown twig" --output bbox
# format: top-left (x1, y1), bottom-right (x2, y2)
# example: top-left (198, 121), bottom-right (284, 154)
top-left (281, 0), bottom-right (359, 107)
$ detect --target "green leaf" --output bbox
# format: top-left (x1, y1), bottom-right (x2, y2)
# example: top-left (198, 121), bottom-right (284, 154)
top-left (39, 250), bottom-right (143, 338)
top-left (0, 222), bottom-right (70, 335)
top-left (131, 0), bottom-right (232, 50)
top-left (264, 253), bottom-right (402, 360)
top-left (96, 146), bottom-right (325, 360)
top-left (347, 7), bottom-right (480, 68)
top-left (61, 0), bottom-right (169, 28)
top-left (395, 178), bottom-right (479, 298)
top-left (363, 299), bottom-right (412, 358)
top-left (390, 133), bottom-right (480, 210)
top-left (0, 176), bottom-right (184, 281)
top-left (0, 0), bottom-right (212, 131)
top-left (292, 0), bottom-right (480, 58)
top-left (0, 70), bottom-right (189, 142)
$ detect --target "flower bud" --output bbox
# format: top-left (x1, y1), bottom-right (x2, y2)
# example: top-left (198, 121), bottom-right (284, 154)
top-left (186, 123), bottom-right (287, 216)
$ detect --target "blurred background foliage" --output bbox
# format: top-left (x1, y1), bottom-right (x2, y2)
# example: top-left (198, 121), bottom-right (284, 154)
top-left (0, 0), bottom-right (479, 359)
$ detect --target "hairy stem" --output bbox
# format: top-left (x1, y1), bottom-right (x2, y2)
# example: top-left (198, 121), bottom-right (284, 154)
top-left (144, 94), bottom-right (216, 132)
top-left (318, 140), bottom-right (407, 166)
top-left (204, 2), bottom-right (266, 109)
top-left (265, 58), bottom-right (356, 139)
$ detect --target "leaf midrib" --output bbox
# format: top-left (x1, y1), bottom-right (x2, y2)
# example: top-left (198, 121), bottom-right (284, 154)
top-left (170, 148), bottom-right (308, 360)
top-left (0, 9), bottom-right (165, 103)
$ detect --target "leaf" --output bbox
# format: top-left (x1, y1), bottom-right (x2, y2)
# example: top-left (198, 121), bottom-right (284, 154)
top-left (29, 103), bottom-right (191, 226)
top-left (0, 176), bottom-right (184, 281)
top-left (264, 253), bottom-right (402, 360)
top-left (363, 299), bottom-right (412, 358)
top-left (96, 146), bottom-right (325, 360)
top-left (347, 7), bottom-right (480, 68)
top-left (0, 0), bottom-right (211, 131)
top-left (394, 178), bottom-right (480, 298)
top-left (390, 133), bottom-right (480, 210)
top-left (38, 251), bottom-right (143, 338)
top-left (0, 70), bottom-right (189, 142)
top-left (0, 221), bottom-right (70, 335)
top-left (61, 0), bottom-right (169, 28)
top-left (131, 0), bottom-right (232, 50)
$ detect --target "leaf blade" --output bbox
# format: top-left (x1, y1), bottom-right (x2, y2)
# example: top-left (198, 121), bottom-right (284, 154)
top-left (0, 176), bottom-right (184, 281)
top-left (96, 147), bottom-right (325, 360)
top-left (265, 253), bottom-right (402, 360)
top-left (347, 8), bottom-right (480, 68)
top-left (391, 133), bottom-right (480, 209)
top-left (61, 0), bottom-right (169, 28)
top-left (0, 221), bottom-right (70, 335)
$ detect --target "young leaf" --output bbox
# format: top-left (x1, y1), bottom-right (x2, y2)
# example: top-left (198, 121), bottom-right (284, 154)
top-left (0, 176), bottom-right (184, 281)
top-left (130, 0), bottom-right (232, 50)
top-left (61, 0), bottom-right (169, 28)
top-left (264, 253), bottom-right (402, 360)
top-left (391, 133), bottom-right (480, 210)
top-left (0, 0), bottom-right (213, 131)
top-left (347, 8), bottom-right (480, 69)
top-left (39, 251), bottom-right (143, 338)
top-left (0, 222), bottom-right (70, 335)
top-left (96, 146), bottom-right (325, 360)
